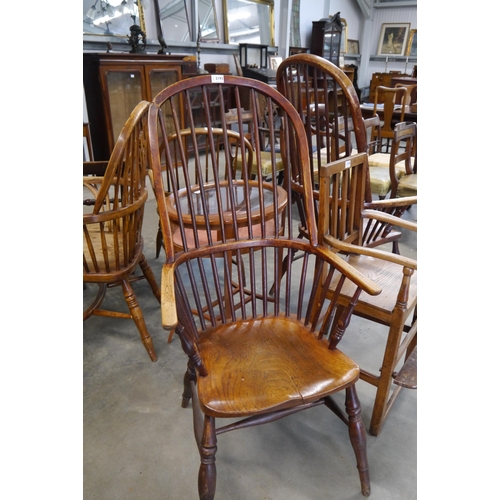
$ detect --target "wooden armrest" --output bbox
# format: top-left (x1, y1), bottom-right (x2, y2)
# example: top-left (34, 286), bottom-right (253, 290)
top-left (314, 244), bottom-right (382, 297)
top-left (323, 235), bottom-right (418, 270)
top-left (84, 161), bottom-right (108, 176)
top-left (361, 209), bottom-right (417, 232)
top-left (364, 195), bottom-right (417, 210)
top-left (161, 263), bottom-right (178, 329)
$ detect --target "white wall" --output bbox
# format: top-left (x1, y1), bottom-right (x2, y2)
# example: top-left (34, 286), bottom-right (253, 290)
top-left (358, 5), bottom-right (417, 88)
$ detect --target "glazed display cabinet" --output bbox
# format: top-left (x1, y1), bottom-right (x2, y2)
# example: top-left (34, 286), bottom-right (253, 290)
top-left (83, 53), bottom-right (185, 160)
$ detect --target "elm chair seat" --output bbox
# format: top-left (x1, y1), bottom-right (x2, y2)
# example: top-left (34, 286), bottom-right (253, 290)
top-left (396, 173), bottom-right (417, 198)
top-left (369, 163), bottom-right (407, 197)
top-left (197, 317), bottom-right (360, 417)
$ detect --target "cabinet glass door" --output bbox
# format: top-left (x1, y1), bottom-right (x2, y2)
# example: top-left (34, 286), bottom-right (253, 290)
top-left (149, 68), bottom-right (182, 134)
top-left (103, 70), bottom-right (143, 146)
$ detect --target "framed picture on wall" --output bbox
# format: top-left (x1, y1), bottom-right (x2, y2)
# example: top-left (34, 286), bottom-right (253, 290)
top-left (406, 29), bottom-right (417, 57)
top-left (376, 23), bottom-right (411, 56)
top-left (340, 18), bottom-right (348, 54)
top-left (269, 56), bottom-right (283, 71)
top-left (347, 39), bottom-right (359, 55)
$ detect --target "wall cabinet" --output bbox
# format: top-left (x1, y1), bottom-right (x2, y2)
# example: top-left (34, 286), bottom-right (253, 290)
top-left (83, 53), bottom-right (186, 160)
top-left (310, 18), bottom-right (342, 66)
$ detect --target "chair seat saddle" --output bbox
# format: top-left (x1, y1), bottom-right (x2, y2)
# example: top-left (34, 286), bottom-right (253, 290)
top-left (330, 254), bottom-right (417, 323)
top-left (197, 317), bottom-right (360, 418)
top-left (396, 173), bottom-right (417, 198)
top-left (235, 150), bottom-right (283, 177)
top-left (368, 152), bottom-right (415, 169)
top-left (369, 165), bottom-right (407, 197)
top-left (368, 153), bottom-right (414, 197)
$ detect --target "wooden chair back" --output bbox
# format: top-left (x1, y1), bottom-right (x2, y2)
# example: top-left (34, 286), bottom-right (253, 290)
top-left (276, 54), bottom-right (370, 238)
top-left (373, 85), bottom-right (407, 142)
top-left (276, 54), bottom-right (367, 174)
top-left (84, 101), bottom-right (150, 280)
top-left (394, 83), bottom-right (417, 110)
top-left (276, 53), bottom-right (415, 254)
top-left (149, 75), bottom-right (318, 259)
top-left (318, 152), bottom-right (367, 249)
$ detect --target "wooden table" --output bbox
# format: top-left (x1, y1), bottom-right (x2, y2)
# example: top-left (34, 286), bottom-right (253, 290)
top-left (360, 104), bottom-right (417, 124)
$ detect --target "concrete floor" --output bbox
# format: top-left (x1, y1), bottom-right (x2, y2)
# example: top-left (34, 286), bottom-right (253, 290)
top-left (83, 198), bottom-right (417, 500)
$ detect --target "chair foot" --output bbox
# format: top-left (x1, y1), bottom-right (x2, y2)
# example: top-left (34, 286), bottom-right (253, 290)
top-left (346, 385), bottom-right (371, 496)
top-left (121, 280), bottom-right (158, 362)
top-left (142, 336), bottom-right (158, 362)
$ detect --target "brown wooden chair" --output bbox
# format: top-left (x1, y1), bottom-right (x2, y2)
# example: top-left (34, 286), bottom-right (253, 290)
top-left (317, 152), bottom-right (417, 436)
top-left (372, 85), bottom-right (407, 152)
top-left (276, 53), bottom-right (415, 254)
top-left (83, 101), bottom-right (161, 362)
top-left (364, 116), bottom-right (416, 200)
top-left (390, 122), bottom-right (417, 198)
top-left (395, 83), bottom-right (417, 111)
top-left (148, 75), bottom-right (383, 499)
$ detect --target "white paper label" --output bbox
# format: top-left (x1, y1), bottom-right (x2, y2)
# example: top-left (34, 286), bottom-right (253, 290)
top-left (211, 75), bottom-right (225, 83)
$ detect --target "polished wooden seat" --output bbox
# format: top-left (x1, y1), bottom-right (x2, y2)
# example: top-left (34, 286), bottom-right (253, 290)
top-left (83, 101), bottom-right (161, 362)
top-left (317, 152), bottom-right (417, 436)
top-left (149, 74), bottom-right (382, 499)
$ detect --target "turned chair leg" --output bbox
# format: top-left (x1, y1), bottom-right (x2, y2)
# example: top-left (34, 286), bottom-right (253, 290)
top-left (139, 254), bottom-right (161, 303)
top-left (198, 415), bottom-right (217, 500)
top-left (121, 279), bottom-right (158, 362)
top-left (345, 385), bottom-right (371, 497)
top-left (181, 361), bottom-right (196, 408)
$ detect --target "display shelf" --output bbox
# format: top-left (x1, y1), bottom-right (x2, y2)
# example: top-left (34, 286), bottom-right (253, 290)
top-left (369, 55), bottom-right (417, 63)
